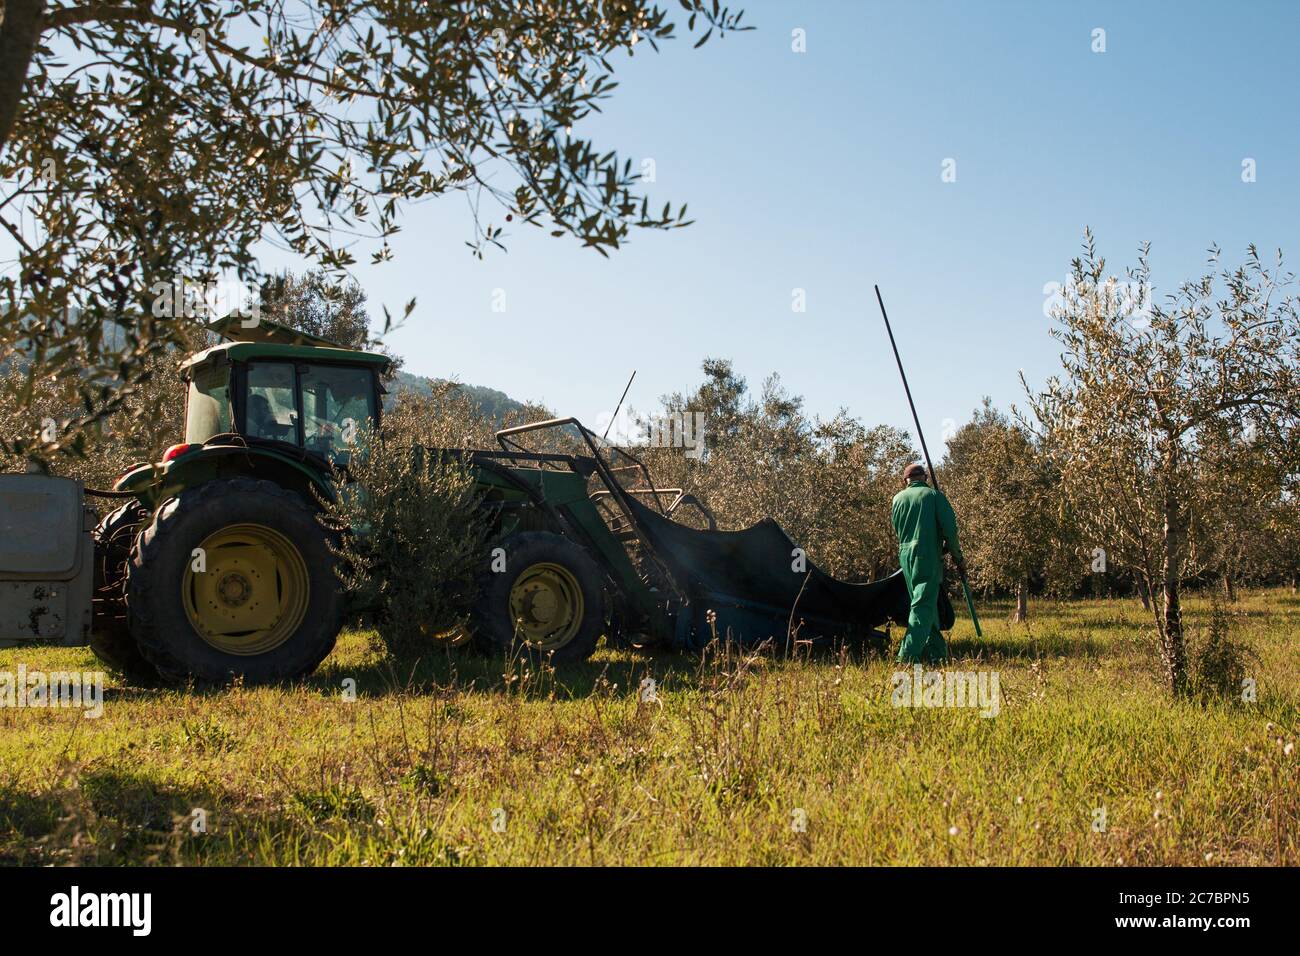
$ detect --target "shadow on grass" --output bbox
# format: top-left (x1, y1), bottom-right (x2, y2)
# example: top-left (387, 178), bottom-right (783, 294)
top-left (90, 640), bottom-right (735, 701)
top-left (101, 685), bottom-right (173, 703)
top-left (0, 788), bottom-right (66, 865)
top-left (91, 616), bottom-right (1156, 702)
top-left (1045, 617), bottom-right (1153, 636)
top-left (0, 768), bottom-right (222, 866)
top-left (0, 769), bottom-right (397, 866)
top-left (947, 632), bottom-right (1105, 661)
top-left (307, 633), bottom-right (892, 701)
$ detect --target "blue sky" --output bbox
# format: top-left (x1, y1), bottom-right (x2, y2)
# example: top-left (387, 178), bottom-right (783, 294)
top-left (262, 0), bottom-right (1300, 451)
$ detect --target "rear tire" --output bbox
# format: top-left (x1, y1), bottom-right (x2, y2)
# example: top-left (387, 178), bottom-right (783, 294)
top-left (128, 478), bottom-right (344, 685)
top-left (471, 531), bottom-right (607, 664)
top-left (89, 501), bottom-right (158, 683)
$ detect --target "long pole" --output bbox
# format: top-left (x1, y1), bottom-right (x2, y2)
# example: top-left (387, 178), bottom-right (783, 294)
top-left (874, 284), bottom-right (983, 638)
top-left (602, 370), bottom-right (637, 441)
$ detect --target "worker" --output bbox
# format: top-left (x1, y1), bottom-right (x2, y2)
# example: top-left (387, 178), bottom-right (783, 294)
top-left (891, 463), bottom-right (966, 664)
top-left (246, 393), bottom-right (277, 439)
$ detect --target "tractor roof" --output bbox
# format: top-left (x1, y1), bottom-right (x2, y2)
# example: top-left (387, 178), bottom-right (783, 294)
top-left (188, 310), bottom-right (392, 371)
top-left (181, 340), bottom-right (393, 372)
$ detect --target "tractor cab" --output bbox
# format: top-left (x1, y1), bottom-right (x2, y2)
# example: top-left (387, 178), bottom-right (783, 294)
top-left (181, 341), bottom-right (391, 467)
top-left (90, 332), bottom-right (393, 687)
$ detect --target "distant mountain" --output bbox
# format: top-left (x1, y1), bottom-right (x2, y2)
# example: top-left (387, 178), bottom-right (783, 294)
top-left (390, 369), bottom-right (527, 425)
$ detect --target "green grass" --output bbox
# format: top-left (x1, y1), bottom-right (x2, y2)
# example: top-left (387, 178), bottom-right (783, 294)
top-left (1, 590), bottom-right (1296, 865)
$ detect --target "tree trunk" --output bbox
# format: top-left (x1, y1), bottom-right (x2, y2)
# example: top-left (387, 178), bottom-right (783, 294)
top-left (1011, 578), bottom-right (1028, 622)
top-left (1134, 572), bottom-right (1151, 611)
top-left (1221, 569), bottom-right (1237, 603)
top-left (0, 0), bottom-right (45, 152)
top-left (1160, 472), bottom-right (1189, 696)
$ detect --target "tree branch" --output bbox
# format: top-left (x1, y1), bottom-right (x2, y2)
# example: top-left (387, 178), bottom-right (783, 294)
top-left (0, 0), bottom-right (46, 153)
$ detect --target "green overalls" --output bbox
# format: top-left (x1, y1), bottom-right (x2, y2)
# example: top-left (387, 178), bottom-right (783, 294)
top-left (890, 480), bottom-right (964, 664)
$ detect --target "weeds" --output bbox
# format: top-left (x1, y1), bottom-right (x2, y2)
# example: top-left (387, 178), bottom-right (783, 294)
top-left (0, 589), bottom-right (1295, 865)
top-left (1191, 598), bottom-right (1258, 703)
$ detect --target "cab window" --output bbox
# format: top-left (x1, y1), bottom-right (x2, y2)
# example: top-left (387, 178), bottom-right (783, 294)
top-left (245, 362), bottom-right (299, 443)
top-left (185, 365), bottom-right (232, 443)
top-left (301, 364), bottom-right (376, 464)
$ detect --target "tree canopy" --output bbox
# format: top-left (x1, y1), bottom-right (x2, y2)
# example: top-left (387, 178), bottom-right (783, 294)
top-left (0, 0), bottom-right (748, 466)
top-left (1026, 230), bottom-right (1300, 692)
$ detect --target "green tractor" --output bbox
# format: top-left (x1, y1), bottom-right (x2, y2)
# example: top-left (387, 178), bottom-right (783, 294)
top-left (2, 324), bottom-right (937, 685)
top-left (89, 334), bottom-right (390, 684)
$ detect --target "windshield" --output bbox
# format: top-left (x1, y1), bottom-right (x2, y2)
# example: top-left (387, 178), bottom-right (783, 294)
top-left (245, 361), bottom-right (299, 444)
top-left (185, 364), bottom-right (232, 443)
top-left (241, 360), bottom-right (376, 465)
top-left (300, 364), bottom-right (376, 464)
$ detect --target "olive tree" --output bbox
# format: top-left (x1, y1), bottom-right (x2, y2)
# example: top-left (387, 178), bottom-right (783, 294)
top-left (264, 270), bottom-right (376, 351)
top-left (648, 359), bottom-right (915, 581)
top-left (0, 0), bottom-right (748, 467)
top-left (1027, 231), bottom-right (1299, 694)
top-left (260, 268), bottom-right (403, 376)
top-left (942, 398), bottom-right (1065, 621)
top-left (1192, 418), bottom-right (1294, 600)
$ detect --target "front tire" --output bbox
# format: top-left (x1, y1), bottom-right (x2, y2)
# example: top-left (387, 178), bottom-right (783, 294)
top-left (471, 531), bottom-right (607, 664)
top-left (128, 478), bottom-right (344, 685)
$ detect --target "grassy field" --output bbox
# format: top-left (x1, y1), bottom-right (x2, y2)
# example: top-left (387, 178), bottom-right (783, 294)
top-left (1, 589), bottom-right (1296, 866)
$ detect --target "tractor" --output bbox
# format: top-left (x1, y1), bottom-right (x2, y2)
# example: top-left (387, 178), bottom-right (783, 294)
top-left (1, 324), bottom-right (945, 685)
top-left (87, 331), bottom-right (389, 684)
top-left (0, 317), bottom-right (391, 683)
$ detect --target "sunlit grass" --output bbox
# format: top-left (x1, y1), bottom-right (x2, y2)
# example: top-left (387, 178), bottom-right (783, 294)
top-left (1, 589), bottom-right (1295, 865)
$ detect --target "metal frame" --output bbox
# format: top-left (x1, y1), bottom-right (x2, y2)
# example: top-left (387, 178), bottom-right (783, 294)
top-left (496, 417), bottom-right (669, 514)
top-left (589, 488), bottom-right (718, 531)
top-left (491, 418), bottom-right (694, 605)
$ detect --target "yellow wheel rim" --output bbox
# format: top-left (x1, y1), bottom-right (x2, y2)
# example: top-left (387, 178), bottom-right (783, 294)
top-left (509, 562), bottom-right (584, 651)
top-left (182, 523), bottom-right (310, 656)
